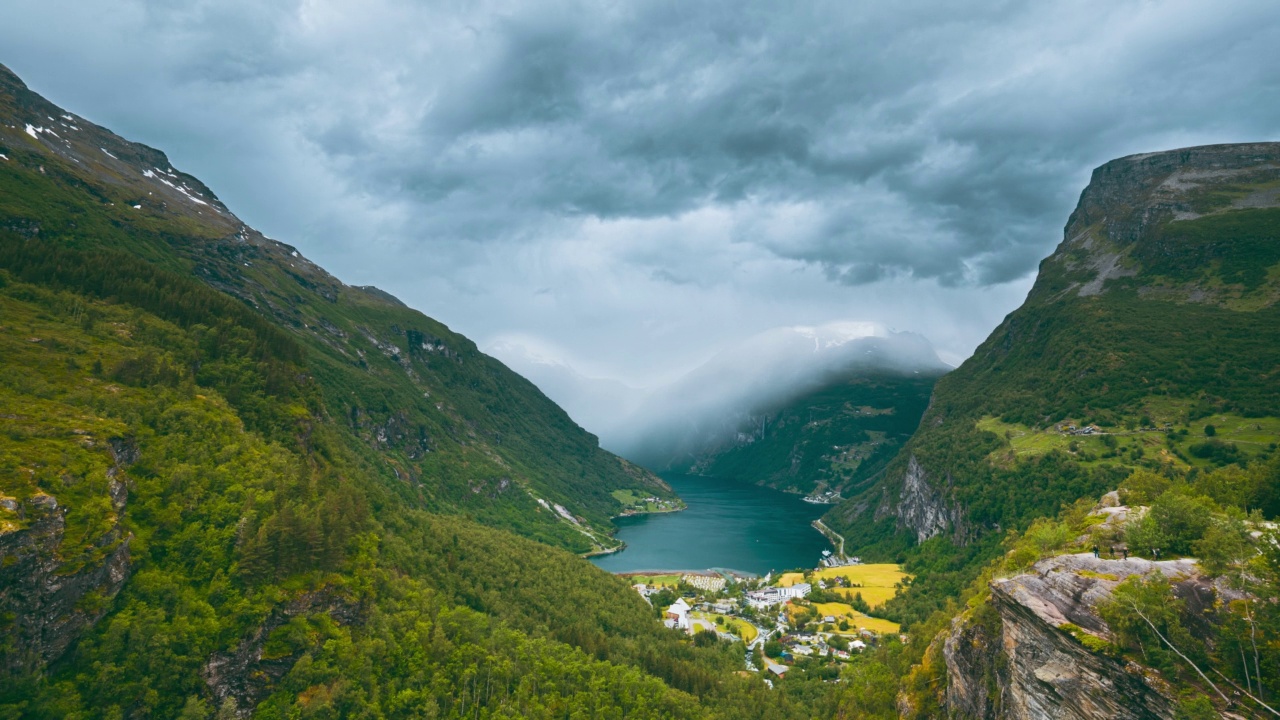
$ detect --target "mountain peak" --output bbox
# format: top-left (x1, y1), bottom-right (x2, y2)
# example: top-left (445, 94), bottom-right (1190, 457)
top-left (1031, 141), bottom-right (1280, 306)
top-left (0, 63), bottom-right (234, 226)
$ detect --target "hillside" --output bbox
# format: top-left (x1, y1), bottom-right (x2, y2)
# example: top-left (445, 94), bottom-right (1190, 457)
top-left (685, 370), bottom-right (941, 498)
top-left (621, 328), bottom-right (948, 483)
top-left (0, 64), bottom-right (865, 718)
top-left (810, 144), bottom-right (1280, 720)
top-left (0, 64), bottom-right (680, 555)
top-left (825, 143), bottom-right (1280, 620)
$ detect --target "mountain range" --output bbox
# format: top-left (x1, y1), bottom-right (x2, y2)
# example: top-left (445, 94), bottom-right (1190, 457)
top-left (2, 59), bottom-right (1278, 720)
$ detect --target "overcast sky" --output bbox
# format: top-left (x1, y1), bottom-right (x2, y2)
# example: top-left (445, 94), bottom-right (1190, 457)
top-left (3, 0), bottom-right (1279, 385)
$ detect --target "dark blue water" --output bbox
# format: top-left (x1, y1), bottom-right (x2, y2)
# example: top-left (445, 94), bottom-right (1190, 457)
top-left (589, 474), bottom-right (831, 576)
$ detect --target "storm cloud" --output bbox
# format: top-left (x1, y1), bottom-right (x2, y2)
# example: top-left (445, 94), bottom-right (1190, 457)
top-left (3, 0), bottom-right (1279, 388)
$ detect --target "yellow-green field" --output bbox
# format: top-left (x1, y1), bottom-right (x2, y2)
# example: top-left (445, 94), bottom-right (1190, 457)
top-left (620, 573), bottom-right (682, 587)
top-left (692, 612), bottom-right (758, 643)
top-left (787, 601), bottom-right (900, 635)
top-left (777, 564), bottom-right (908, 609)
top-left (975, 398), bottom-right (1280, 472)
top-left (778, 572), bottom-right (806, 587)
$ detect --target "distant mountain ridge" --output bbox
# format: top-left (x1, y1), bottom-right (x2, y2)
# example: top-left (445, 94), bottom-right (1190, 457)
top-left (614, 325), bottom-right (946, 466)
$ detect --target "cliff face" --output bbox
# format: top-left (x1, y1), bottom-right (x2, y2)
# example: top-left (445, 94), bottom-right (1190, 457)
top-left (877, 455), bottom-right (963, 544)
top-left (942, 554), bottom-right (1230, 720)
top-left (0, 493), bottom-right (130, 674)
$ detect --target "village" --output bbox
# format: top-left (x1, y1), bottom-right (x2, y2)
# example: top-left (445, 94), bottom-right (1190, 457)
top-left (623, 557), bottom-right (908, 683)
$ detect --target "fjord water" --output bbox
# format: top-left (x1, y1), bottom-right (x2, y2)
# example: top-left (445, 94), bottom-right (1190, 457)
top-left (590, 474), bottom-right (830, 576)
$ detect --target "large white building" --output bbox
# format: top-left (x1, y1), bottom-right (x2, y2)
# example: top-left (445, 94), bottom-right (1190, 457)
top-left (664, 598), bottom-right (691, 630)
top-left (745, 582), bottom-right (811, 608)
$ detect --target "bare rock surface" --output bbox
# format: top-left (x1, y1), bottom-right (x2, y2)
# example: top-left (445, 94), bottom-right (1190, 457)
top-left (943, 553), bottom-right (1201, 720)
top-left (0, 493), bottom-right (131, 674)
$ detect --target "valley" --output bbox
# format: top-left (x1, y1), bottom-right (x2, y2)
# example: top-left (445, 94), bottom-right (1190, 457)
top-left (2, 56), bottom-right (1279, 720)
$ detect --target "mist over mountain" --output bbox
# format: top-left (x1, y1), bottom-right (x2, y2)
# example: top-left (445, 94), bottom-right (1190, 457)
top-left (492, 322), bottom-right (951, 470)
top-left (486, 338), bottom-right (647, 447)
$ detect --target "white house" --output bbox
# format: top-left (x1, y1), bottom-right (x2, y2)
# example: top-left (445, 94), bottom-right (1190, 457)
top-left (665, 598), bottom-right (691, 630)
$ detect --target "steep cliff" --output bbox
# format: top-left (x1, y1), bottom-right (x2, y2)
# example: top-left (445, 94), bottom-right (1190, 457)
top-left (0, 61), bottom-right (674, 556)
top-left (827, 142), bottom-right (1280, 556)
top-left (941, 553), bottom-right (1242, 720)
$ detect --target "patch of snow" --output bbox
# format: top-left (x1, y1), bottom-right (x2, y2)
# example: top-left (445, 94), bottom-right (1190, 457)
top-left (0, 154), bottom-right (7, 161)
top-left (24, 124), bottom-right (39, 138)
top-left (61, 114), bottom-right (74, 121)
top-left (132, 204), bottom-right (142, 210)
top-left (177, 184), bottom-right (208, 206)
top-left (100, 148), bottom-right (117, 160)
top-left (291, 250), bottom-right (299, 257)
top-left (142, 169), bottom-right (155, 178)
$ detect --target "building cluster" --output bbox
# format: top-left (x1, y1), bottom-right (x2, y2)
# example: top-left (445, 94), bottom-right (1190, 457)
top-left (681, 573), bottom-right (727, 592)
top-left (777, 631), bottom-right (868, 662)
top-left (1055, 422), bottom-right (1101, 436)
top-left (745, 582), bottom-right (811, 608)
top-left (802, 490), bottom-right (841, 504)
top-left (664, 597), bottom-right (692, 630)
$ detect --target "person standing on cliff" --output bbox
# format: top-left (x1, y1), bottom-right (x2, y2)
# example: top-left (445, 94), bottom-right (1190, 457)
top-left (1091, 544), bottom-right (1099, 558)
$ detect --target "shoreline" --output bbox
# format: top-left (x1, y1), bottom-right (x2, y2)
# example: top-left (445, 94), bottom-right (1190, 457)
top-left (582, 542), bottom-right (626, 558)
top-left (615, 568), bottom-right (760, 580)
top-left (812, 518), bottom-right (846, 557)
top-left (610, 503), bottom-right (686, 520)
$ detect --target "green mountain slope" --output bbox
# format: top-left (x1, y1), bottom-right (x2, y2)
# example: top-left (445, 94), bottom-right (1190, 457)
top-left (0, 65), bottom-right (676, 555)
top-left (825, 143), bottom-right (1280, 619)
top-left (0, 65), bottom-right (860, 718)
top-left (687, 371), bottom-right (940, 498)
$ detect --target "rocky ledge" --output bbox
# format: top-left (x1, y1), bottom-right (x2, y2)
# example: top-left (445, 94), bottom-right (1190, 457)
top-left (944, 553), bottom-right (1234, 720)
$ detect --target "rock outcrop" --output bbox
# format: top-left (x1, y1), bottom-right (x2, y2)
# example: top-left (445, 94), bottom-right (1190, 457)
top-left (0, 493), bottom-right (130, 675)
top-left (202, 588), bottom-right (363, 717)
top-left (941, 553), bottom-right (1230, 720)
top-left (892, 456), bottom-right (961, 543)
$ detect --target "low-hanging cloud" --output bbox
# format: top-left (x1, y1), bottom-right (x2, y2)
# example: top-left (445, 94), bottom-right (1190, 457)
top-left (2, 0), bottom-right (1278, 384)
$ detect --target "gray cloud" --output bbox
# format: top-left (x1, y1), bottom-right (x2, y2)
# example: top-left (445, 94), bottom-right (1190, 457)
top-left (2, 0), bottom-right (1279, 388)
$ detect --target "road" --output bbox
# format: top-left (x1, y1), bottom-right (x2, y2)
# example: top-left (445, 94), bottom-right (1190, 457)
top-left (813, 518), bottom-right (845, 558)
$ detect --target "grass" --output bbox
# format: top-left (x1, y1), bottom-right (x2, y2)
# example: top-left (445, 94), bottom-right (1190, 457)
top-left (976, 403), bottom-right (1280, 473)
top-left (776, 564), bottom-right (908, 609)
top-left (691, 612), bottom-right (758, 644)
top-left (777, 572), bottom-right (806, 587)
top-left (619, 573), bottom-right (682, 588)
top-left (787, 601), bottom-right (901, 635)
